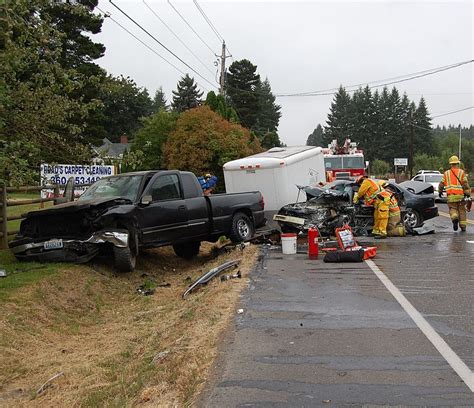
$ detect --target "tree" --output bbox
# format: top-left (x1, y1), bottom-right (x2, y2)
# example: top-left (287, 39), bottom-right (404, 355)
top-left (171, 74), bottom-right (203, 113)
top-left (163, 106), bottom-right (261, 182)
top-left (152, 87), bottom-right (168, 112)
top-left (226, 59), bottom-right (261, 129)
top-left (306, 124), bottom-right (324, 146)
top-left (205, 91), bottom-right (239, 122)
top-left (132, 109), bottom-right (178, 170)
top-left (42, 0), bottom-right (105, 77)
top-left (1, 0), bottom-right (94, 184)
top-left (350, 86), bottom-right (378, 161)
top-left (87, 75), bottom-right (154, 145)
top-left (324, 86), bottom-right (353, 146)
top-left (260, 131), bottom-right (281, 149)
top-left (254, 79), bottom-right (281, 133)
top-left (412, 97), bottom-right (434, 155)
top-left (371, 159), bottom-right (390, 177)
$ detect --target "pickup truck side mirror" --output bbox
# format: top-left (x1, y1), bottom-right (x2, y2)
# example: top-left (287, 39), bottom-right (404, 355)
top-left (141, 195), bottom-right (152, 205)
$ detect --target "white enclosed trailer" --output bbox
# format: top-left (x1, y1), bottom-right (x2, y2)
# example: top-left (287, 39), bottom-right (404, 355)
top-left (223, 146), bottom-right (325, 212)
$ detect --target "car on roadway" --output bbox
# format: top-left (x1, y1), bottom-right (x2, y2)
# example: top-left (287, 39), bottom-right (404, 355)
top-left (10, 170), bottom-right (266, 271)
top-left (412, 172), bottom-right (445, 201)
top-left (274, 179), bottom-right (438, 235)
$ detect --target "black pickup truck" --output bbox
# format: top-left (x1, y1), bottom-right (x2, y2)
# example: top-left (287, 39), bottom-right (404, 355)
top-left (9, 170), bottom-right (265, 271)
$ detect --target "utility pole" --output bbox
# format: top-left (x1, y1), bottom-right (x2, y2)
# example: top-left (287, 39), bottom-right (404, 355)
top-left (219, 40), bottom-right (226, 95)
top-left (409, 108), bottom-right (415, 179)
top-left (458, 124), bottom-right (462, 161)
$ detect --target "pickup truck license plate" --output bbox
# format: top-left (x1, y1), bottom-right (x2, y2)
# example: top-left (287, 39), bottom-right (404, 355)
top-left (44, 239), bottom-right (63, 250)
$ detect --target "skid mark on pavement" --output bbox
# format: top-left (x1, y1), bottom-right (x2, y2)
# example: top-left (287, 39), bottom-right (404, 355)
top-left (365, 259), bottom-right (474, 392)
top-left (439, 211), bottom-right (474, 225)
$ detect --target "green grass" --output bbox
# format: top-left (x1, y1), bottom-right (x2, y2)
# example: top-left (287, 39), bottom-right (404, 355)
top-left (0, 250), bottom-right (59, 301)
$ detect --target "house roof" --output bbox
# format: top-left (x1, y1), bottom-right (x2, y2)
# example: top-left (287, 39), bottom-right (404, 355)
top-left (95, 138), bottom-right (131, 159)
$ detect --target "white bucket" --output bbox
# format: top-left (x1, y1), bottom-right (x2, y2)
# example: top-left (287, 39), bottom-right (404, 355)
top-left (281, 233), bottom-right (297, 255)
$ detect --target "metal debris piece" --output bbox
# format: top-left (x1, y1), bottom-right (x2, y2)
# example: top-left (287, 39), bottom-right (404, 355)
top-left (220, 270), bottom-right (242, 281)
top-left (152, 350), bottom-right (170, 364)
top-left (0, 270), bottom-right (6, 277)
top-left (37, 372), bottom-right (64, 395)
top-left (182, 260), bottom-right (240, 298)
top-left (136, 285), bottom-right (155, 296)
top-left (237, 309), bottom-right (244, 314)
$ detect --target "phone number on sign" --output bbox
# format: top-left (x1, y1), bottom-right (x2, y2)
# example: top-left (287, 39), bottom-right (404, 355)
top-left (48, 176), bottom-right (103, 185)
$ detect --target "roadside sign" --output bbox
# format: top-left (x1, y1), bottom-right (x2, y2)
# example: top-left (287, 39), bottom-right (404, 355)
top-left (40, 164), bottom-right (116, 198)
top-left (394, 158), bottom-right (408, 166)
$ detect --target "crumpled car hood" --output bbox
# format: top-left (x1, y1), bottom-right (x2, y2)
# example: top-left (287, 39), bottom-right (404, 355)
top-left (399, 181), bottom-right (434, 195)
top-left (26, 197), bottom-right (132, 217)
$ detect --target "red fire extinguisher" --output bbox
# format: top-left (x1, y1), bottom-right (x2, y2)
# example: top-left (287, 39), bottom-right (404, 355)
top-left (308, 227), bottom-right (319, 259)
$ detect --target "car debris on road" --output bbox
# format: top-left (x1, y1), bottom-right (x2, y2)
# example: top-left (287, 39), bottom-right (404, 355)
top-left (182, 259), bottom-right (241, 299)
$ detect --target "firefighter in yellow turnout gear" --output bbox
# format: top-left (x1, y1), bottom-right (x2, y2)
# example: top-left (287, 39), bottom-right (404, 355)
top-left (438, 155), bottom-right (471, 232)
top-left (378, 180), bottom-right (406, 237)
top-left (354, 176), bottom-right (389, 239)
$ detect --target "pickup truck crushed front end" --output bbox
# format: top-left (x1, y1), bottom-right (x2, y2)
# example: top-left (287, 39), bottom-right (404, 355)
top-left (9, 198), bottom-right (131, 263)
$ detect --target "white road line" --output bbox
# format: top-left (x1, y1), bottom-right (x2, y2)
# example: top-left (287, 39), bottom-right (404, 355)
top-left (365, 259), bottom-right (474, 392)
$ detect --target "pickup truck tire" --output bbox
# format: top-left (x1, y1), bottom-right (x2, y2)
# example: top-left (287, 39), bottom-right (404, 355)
top-left (113, 239), bottom-right (137, 273)
top-left (229, 212), bottom-right (254, 243)
top-left (173, 241), bottom-right (200, 259)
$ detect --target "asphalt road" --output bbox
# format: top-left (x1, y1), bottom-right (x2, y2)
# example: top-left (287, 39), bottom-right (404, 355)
top-left (200, 203), bottom-right (474, 407)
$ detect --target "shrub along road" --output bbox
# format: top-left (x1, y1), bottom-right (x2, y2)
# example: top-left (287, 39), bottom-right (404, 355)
top-left (201, 208), bottom-right (474, 406)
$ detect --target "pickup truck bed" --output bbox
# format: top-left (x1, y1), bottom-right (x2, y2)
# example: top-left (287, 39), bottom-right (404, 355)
top-left (10, 170), bottom-right (265, 271)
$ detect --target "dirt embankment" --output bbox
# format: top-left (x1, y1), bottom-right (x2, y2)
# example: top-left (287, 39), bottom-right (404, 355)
top-left (0, 243), bottom-right (258, 407)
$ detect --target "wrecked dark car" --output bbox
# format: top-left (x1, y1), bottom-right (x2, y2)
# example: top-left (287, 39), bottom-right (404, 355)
top-left (9, 171), bottom-right (265, 272)
top-left (274, 179), bottom-right (438, 236)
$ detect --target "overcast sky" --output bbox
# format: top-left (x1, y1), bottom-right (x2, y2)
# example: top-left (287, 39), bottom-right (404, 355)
top-left (95, 0), bottom-right (473, 145)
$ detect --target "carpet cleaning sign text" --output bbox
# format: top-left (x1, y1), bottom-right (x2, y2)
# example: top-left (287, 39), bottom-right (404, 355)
top-left (40, 164), bottom-right (115, 198)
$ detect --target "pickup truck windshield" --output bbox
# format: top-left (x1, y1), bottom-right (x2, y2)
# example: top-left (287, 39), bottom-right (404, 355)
top-left (79, 176), bottom-right (142, 201)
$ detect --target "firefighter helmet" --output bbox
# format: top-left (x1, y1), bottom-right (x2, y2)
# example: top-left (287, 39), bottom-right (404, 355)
top-left (355, 175), bottom-right (367, 184)
top-left (449, 155), bottom-right (460, 165)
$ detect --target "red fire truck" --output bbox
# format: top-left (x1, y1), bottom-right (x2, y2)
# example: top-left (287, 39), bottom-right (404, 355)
top-left (322, 139), bottom-right (366, 182)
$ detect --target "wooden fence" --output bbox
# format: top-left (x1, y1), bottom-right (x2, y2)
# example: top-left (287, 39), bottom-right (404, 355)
top-left (0, 183), bottom-right (89, 250)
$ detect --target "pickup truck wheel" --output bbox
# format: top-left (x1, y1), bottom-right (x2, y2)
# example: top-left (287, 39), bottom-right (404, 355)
top-left (173, 242), bottom-right (200, 259)
top-left (229, 213), bottom-right (254, 243)
top-left (113, 239), bottom-right (136, 272)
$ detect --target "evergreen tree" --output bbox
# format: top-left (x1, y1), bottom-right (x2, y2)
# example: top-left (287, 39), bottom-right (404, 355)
top-left (152, 87), bottom-right (168, 112)
top-left (226, 59), bottom-right (261, 129)
top-left (413, 97), bottom-right (433, 155)
top-left (254, 78), bottom-right (282, 133)
top-left (350, 86), bottom-right (378, 161)
top-left (171, 74), bottom-right (203, 113)
top-left (324, 86), bottom-right (353, 146)
top-left (205, 91), bottom-right (239, 123)
top-left (306, 124), bottom-right (324, 146)
top-left (43, 0), bottom-right (105, 77)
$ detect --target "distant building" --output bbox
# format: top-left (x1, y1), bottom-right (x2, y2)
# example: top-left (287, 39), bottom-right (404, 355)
top-left (93, 136), bottom-right (131, 164)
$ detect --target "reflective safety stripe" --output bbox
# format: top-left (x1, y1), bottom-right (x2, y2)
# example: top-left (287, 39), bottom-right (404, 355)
top-left (444, 169), bottom-right (465, 197)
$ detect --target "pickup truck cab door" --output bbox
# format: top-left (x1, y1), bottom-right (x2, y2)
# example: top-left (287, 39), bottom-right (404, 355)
top-left (139, 172), bottom-right (188, 244)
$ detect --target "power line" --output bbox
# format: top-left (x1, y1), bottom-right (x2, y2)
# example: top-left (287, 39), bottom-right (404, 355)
top-left (167, 0), bottom-right (216, 56)
top-left (142, 0), bottom-right (216, 79)
top-left (193, 0), bottom-right (223, 42)
top-left (109, 0), bottom-right (217, 90)
top-left (94, 6), bottom-right (212, 92)
top-left (275, 59), bottom-right (474, 97)
top-left (431, 106), bottom-right (474, 119)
